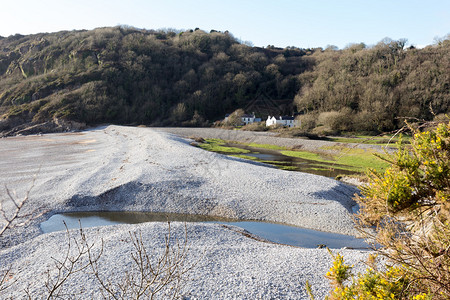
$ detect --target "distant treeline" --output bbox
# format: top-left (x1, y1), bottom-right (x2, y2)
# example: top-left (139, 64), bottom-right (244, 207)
top-left (295, 38), bottom-right (449, 134)
top-left (0, 27), bottom-right (448, 134)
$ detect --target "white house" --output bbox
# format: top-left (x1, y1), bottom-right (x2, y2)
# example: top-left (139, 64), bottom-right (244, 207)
top-left (266, 116), bottom-right (299, 128)
top-left (224, 112), bottom-right (261, 125)
top-left (241, 113), bottom-right (262, 125)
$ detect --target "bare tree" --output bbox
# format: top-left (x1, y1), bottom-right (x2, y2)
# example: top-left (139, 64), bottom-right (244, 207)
top-left (1, 177), bottom-right (196, 299)
top-left (88, 222), bottom-right (196, 300)
top-left (2, 220), bottom-right (195, 299)
top-left (0, 177), bottom-right (45, 235)
top-left (0, 177), bottom-right (47, 294)
top-left (44, 223), bottom-right (103, 299)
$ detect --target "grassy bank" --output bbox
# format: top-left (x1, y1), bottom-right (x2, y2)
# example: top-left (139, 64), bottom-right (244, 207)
top-left (197, 138), bottom-right (250, 154)
top-left (281, 147), bottom-right (389, 173)
top-left (327, 135), bottom-right (411, 147)
top-left (246, 143), bottom-right (287, 150)
top-left (195, 138), bottom-right (390, 176)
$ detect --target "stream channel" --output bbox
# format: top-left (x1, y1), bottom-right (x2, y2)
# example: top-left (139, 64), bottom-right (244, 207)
top-left (219, 143), bottom-right (358, 178)
top-left (41, 211), bottom-right (370, 249)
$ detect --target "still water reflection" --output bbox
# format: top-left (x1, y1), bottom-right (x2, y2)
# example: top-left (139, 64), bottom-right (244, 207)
top-left (41, 211), bottom-right (370, 249)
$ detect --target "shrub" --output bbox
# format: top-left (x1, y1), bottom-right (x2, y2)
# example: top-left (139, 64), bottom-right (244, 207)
top-left (298, 113), bottom-right (317, 131)
top-left (223, 109), bottom-right (244, 127)
top-left (317, 120), bottom-right (450, 299)
top-left (1, 180), bottom-right (195, 298)
top-left (357, 120), bottom-right (450, 297)
top-left (313, 109), bottom-right (353, 135)
top-left (353, 110), bottom-right (379, 133)
top-left (1, 221), bottom-right (194, 298)
top-left (324, 251), bottom-right (411, 300)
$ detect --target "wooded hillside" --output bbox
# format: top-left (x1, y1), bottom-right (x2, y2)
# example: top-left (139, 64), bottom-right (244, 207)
top-left (295, 38), bottom-right (450, 134)
top-left (0, 27), bottom-right (307, 134)
top-left (0, 27), bottom-right (448, 135)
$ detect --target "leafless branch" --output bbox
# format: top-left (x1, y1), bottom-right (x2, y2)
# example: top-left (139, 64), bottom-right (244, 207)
top-left (1, 174), bottom-right (47, 295)
top-left (88, 222), bottom-right (196, 300)
top-left (1, 177), bottom-right (197, 299)
top-left (0, 267), bottom-right (13, 293)
top-left (0, 176), bottom-right (46, 236)
top-left (44, 222), bottom-right (103, 299)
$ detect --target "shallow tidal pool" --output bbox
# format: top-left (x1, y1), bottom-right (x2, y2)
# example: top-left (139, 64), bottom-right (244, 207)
top-left (41, 211), bottom-right (371, 249)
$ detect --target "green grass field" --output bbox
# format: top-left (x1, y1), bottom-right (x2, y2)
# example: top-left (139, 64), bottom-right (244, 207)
top-left (282, 146), bottom-right (389, 173)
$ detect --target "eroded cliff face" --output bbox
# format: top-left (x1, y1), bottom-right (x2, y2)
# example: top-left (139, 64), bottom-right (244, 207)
top-left (0, 116), bottom-right (86, 137)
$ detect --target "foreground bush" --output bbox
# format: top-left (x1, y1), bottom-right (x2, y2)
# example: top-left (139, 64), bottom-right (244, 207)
top-left (318, 120), bottom-right (450, 299)
top-left (319, 251), bottom-right (412, 300)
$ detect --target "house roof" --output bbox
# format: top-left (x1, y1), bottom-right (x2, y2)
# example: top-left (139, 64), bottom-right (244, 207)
top-left (267, 115), bottom-right (295, 120)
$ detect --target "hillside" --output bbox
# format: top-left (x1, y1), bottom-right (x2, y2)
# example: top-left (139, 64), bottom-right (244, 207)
top-left (0, 27), bottom-right (309, 135)
top-left (0, 27), bottom-right (448, 136)
top-left (294, 39), bottom-right (450, 134)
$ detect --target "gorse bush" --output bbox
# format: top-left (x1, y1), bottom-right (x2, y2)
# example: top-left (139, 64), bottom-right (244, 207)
top-left (321, 120), bottom-right (450, 299)
top-left (323, 251), bottom-right (411, 300)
